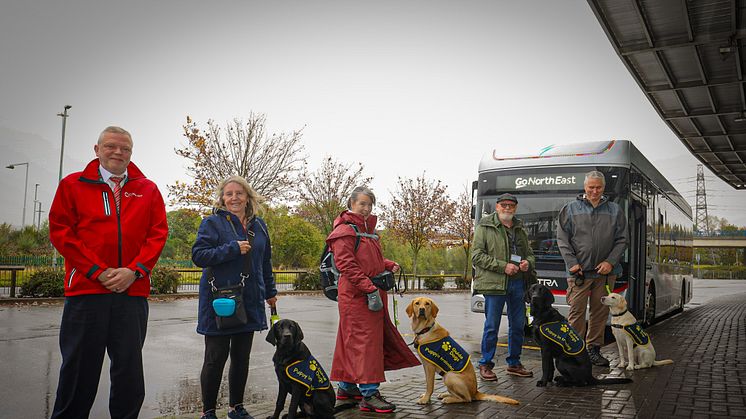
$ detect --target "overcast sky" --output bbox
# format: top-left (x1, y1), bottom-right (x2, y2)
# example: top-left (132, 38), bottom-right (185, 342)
top-left (1, 0), bottom-right (744, 228)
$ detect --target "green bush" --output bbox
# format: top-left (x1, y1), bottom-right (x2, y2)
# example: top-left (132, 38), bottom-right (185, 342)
top-left (20, 268), bottom-right (65, 297)
top-left (455, 276), bottom-right (471, 290)
top-left (423, 276), bottom-right (445, 290)
top-left (294, 271), bottom-right (321, 290)
top-left (150, 265), bottom-right (181, 294)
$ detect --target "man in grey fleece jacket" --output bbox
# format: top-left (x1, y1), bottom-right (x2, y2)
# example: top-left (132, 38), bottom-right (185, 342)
top-left (556, 170), bottom-right (628, 366)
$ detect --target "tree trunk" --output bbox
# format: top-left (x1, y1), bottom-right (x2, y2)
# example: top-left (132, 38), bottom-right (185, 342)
top-left (412, 249), bottom-right (420, 290)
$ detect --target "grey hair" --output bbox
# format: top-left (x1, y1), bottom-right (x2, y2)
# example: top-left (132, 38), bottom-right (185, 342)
top-left (98, 126), bottom-right (132, 145)
top-left (584, 170), bottom-right (606, 186)
top-left (214, 176), bottom-right (263, 220)
top-left (347, 186), bottom-right (376, 209)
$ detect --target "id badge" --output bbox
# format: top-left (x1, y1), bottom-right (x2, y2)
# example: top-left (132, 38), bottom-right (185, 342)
top-left (510, 254), bottom-right (521, 265)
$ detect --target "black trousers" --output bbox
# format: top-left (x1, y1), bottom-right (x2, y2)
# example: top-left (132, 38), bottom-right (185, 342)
top-left (51, 293), bottom-right (149, 419)
top-left (201, 332), bottom-right (254, 412)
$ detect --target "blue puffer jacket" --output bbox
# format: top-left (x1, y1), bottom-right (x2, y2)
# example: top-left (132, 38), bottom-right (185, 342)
top-left (192, 210), bottom-right (277, 335)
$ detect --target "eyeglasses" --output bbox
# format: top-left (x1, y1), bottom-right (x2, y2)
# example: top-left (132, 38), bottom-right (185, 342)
top-left (497, 203), bottom-right (516, 209)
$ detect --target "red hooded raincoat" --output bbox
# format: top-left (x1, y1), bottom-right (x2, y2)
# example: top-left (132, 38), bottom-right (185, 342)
top-left (326, 211), bottom-right (420, 384)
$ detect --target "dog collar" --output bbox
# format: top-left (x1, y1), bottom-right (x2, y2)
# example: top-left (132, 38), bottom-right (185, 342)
top-left (409, 324), bottom-right (434, 347)
top-left (611, 309), bottom-right (628, 317)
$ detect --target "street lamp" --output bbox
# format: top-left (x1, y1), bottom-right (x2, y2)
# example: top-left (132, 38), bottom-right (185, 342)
top-left (53, 105), bottom-right (71, 267)
top-left (6, 162), bottom-right (30, 227)
top-left (33, 183), bottom-right (40, 230)
top-left (57, 105), bottom-right (71, 182)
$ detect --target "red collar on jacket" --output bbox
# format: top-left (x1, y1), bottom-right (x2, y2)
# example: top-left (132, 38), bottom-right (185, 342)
top-left (79, 159), bottom-right (146, 183)
top-left (333, 211), bottom-right (377, 234)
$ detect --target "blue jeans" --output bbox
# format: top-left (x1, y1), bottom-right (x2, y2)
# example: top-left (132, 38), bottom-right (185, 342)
top-left (339, 381), bottom-right (379, 397)
top-left (479, 279), bottom-right (526, 368)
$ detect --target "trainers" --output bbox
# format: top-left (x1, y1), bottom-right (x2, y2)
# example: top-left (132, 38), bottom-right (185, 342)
top-left (506, 364), bottom-right (533, 377)
top-left (227, 404), bottom-right (254, 419)
top-left (336, 386), bottom-right (363, 400)
top-left (478, 364), bottom-right (497, 381)
top-left (200, 410), bottom-right (218, 419)
top-left (359, 391), bottom-right (396, 413)
top-left (588, 345), bottom-right (610, 367)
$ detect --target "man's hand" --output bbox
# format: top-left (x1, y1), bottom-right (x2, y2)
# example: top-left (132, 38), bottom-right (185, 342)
top-left (596, 261), bottom-right (613, 275)
top-left (569, 264), bottom-right (582, 275)
top-left (504, 263), bottom-right (520, 276)
top-left (97, 268), bottom-right (115, 284)
top-left (519, 260), bottom-right (530, 272)
top-left (266, 296), bottom-right (278, 307)
top-left (101, 268), bottom-right (137, 293)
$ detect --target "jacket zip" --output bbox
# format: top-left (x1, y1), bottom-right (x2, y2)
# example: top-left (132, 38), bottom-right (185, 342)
top-left (68, 268), bottom-right (77, 287)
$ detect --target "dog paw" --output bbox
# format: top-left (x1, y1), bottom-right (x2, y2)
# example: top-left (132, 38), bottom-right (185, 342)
top-left (536, 380), bottom-right (547, 387)
top-left (617, 362), bottom-right (627, 369)
top-left (626, 365), bottom-right (635, 371)
top-left (436, 392), bottom-right (448, 399)
top-left (417, 394), bottom-right (432, 405)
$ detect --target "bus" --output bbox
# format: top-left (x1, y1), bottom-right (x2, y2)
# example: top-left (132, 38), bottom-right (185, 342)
top-left (470, 140), bottom-right (693, 325)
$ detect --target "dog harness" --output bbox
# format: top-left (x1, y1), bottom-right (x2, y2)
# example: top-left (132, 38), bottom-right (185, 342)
top-left (538, 321), bottom-right (586, 355)
top-left (285, 355), bottom-right (331, 396)
top-left (415, 335), bottom-right (471, 373)
top-left (612, 322), bottom-right (650, 347)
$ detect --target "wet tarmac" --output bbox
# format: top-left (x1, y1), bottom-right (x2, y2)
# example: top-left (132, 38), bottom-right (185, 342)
top-left (0, 280), bottom-right (741, 418)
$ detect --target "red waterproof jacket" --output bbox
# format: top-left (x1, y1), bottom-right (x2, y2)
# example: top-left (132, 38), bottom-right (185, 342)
top-left (49, 159), bottom-right (168, 297)
top-left (326, 211), bottom-right (420, 384)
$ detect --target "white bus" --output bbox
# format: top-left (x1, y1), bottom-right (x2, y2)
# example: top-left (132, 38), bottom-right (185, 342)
top-left (471, 140), bottom-right (693, 325)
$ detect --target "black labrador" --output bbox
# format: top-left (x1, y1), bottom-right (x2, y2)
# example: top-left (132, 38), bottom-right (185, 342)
top-left (265, 319), bottom-right (339, 419)
top-left (527, 283), bottom-right (632, 387)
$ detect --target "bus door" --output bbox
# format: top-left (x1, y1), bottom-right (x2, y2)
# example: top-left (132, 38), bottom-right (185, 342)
top-left (627, 201), bottom-right (647, 319)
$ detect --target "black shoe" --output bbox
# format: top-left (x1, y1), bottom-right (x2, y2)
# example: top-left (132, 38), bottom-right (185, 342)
top-left (588, 345), bottom-right (610, 367)
top-left (359, 391), bottom-right (396, 413)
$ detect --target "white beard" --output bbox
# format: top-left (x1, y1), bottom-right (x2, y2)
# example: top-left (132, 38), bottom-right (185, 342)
top-left (498, 213), bottom-right (514, 223)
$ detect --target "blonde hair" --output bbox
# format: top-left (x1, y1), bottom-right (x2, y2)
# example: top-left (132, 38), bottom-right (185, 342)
top-left (214, 176), bottom-right (263, 221)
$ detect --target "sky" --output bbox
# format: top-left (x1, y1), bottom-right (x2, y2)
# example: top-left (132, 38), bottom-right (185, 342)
top-left (1, 0), bottom-right (745, 228)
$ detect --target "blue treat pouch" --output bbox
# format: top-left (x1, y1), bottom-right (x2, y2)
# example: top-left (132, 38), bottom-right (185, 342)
top-left (213, 297), bottom-right (237, 317)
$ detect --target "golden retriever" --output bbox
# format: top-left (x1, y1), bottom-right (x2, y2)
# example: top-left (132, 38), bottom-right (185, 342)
top-left (601, 292), bottom-right (674, 370)
top-left (406, 297), bottom-right (519, 405)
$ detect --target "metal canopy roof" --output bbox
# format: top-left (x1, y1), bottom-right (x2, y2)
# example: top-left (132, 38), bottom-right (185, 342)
top-left (588, 0), bottom-right (746, 189)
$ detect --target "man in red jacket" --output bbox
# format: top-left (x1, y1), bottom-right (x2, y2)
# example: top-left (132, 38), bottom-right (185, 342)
top-left (49, 126), bottom-right (168, 419)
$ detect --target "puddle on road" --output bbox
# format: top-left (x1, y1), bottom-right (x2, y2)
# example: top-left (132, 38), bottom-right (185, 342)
top-left (154, 376), bottom-right (272, 416)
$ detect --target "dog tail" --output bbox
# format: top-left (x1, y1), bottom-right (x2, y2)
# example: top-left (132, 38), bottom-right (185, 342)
top-left (475, 391), bottom-right (520, 405)
top-left (653, 359), bottom-right (674, 366)
top-left (593, 378), bottom-right (633, 385)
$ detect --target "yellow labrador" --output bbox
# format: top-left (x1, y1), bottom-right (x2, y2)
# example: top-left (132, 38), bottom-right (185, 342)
top-left (406, 297), bottom-right (519, 406)
top-left (601, 293), bottom-right (673, 370)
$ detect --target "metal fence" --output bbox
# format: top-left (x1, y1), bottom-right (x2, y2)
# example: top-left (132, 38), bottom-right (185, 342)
top-left (1, 264), bottom-right (468, 297)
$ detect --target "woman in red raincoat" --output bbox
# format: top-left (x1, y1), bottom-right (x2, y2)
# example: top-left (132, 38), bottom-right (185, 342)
top-left (327, 186), bottom-right (420, 413)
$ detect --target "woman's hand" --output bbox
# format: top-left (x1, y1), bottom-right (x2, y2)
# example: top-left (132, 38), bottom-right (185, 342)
top-left (391, 264), bottom-right (400, 273)
top-left (266, 296), bottom-right (277, 307)
top-left (237, 240), bottom-right (251, 254)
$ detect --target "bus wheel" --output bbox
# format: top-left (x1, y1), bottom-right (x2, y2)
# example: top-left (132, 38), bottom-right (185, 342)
top-left (644, 283), bottom-right (656, 326)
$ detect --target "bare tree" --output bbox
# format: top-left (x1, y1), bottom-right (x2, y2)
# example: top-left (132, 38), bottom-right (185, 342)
top-left (169, 114), bottom-right (305, 208)
top-left (380, 174), bottom-right (455, 282)
top-left (446, 187), bottom-right (475, 285)
top-left (296, 156), bottom-right (373, 235)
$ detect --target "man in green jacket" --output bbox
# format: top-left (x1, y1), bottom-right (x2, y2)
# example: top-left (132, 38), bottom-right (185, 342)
top-left (472, 193), bottom-right (535, 380)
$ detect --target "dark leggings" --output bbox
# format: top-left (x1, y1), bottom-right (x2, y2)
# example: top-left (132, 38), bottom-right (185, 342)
top-left (200, 332), bottom-right (254, 412)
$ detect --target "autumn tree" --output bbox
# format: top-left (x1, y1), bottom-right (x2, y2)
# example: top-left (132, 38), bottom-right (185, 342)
top-left (296, 156), bottom-right (373, 235)
top-left (446, 188), bottom-right (475, 285)
top-left (169, 113), bottom-right (305, 208)
top-left (379, 174), bottom-right (455, 283)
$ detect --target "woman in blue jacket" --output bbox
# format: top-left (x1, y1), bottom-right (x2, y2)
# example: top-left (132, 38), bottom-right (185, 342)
top-left (192, 176), bottom-right (278, 419)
